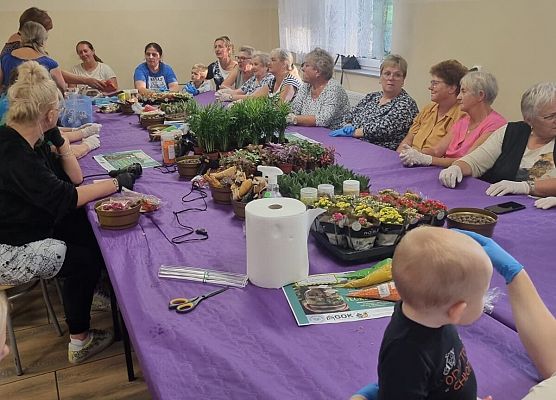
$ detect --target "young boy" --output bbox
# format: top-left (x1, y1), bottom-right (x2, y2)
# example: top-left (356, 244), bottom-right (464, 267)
top-left (352, 226), bottom-right (493, 400)
top-left (183, 63), bottom-right (211, 96)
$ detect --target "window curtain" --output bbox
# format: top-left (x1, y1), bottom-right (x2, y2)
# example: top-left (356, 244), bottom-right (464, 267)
top-left (278, 0), bottom-right (392, 60)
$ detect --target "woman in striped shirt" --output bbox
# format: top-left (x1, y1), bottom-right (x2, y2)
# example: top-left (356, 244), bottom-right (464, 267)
top-left (251, 48), bottom-right (301, 103)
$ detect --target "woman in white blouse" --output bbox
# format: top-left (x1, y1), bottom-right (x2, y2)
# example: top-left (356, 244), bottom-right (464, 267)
top-left (288, 47), bottom-right (349, 129)
top-left (70, 41), bottom-right (117, 94)
top-left (439, 82), bottom-right (556, 204)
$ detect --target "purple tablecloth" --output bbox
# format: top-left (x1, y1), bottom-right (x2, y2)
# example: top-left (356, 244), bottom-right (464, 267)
top-left (78, 93), bottom-right (551, 399)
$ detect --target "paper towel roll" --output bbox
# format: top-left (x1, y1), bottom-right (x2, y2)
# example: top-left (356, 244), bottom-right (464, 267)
top-left (245, 198), bottom-right (314, 289)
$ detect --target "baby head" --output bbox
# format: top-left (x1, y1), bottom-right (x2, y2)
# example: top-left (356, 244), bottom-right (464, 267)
top-left (191, 64), bottom-right (208, 85)
top-left (392, 227), bottom-right (493, 326)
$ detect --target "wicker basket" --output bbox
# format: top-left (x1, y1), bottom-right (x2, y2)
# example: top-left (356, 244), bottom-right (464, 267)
top-left (140, 115), bottom-right (165, 129)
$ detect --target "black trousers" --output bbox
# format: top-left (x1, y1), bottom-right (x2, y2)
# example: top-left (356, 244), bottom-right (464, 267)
top-left (54, 208), bottom-right (103, 334)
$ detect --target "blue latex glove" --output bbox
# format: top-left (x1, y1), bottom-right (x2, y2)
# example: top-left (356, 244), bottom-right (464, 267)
top-left (329, 125), bottom-right (355, 137)
top-left (184, 83), bottom-right (199, 96)
top-left (354, 383), bottom-right (379, 400)
top-left (452, 229), bottom-right (524, 284)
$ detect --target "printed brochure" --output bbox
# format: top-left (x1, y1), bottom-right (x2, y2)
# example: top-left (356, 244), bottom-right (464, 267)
top-left (93, 149), bottom-right (160, 171)
top-left (283, 271), bottom-right (395, 326)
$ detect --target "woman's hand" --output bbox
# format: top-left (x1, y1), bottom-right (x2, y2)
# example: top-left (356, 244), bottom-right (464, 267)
top-left (399, 144), bottom-right (432, 166)
top-left (534, 196), bottom-right (556, 209)
top-left (439, 165), bottom-right (463, 188)
top-left (329, 125), bottom-right (355, 137)
top-left (486, 180), bottom-right (529, 196)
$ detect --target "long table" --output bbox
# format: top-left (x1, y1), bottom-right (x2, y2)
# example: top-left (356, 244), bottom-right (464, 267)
top-left (79, 92), bottom-right (554, 399)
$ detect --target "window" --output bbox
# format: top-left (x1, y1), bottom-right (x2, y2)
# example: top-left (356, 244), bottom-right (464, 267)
top-left (278, 0), bottom-right (393, 73)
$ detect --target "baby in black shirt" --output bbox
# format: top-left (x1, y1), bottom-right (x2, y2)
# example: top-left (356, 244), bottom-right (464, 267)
top-left (351, 227), bottom-right (493, 400)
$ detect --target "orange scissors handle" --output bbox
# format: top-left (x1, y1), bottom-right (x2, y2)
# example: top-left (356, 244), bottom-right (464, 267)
top-left (168, 288), bottom-right (228, 314)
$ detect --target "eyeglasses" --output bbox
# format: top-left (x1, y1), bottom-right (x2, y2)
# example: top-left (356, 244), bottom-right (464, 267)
top-left (381, 71), bottom-right (404, 80)
top-left (236, 56), bottom-right (251, 61)
top-left (540, 112), bottom-right (556, 122)
top-left (430, 80), bottom-right (445, 87)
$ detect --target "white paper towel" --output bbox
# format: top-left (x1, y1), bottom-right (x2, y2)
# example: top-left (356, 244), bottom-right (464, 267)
top-left (246, 198), bottom-right (318, 289)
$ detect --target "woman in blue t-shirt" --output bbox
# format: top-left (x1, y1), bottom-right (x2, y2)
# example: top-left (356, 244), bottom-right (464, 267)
top-left (0, 21), bottom-right (66, 93)
top-left (133, 42), bottom-right (179, 94)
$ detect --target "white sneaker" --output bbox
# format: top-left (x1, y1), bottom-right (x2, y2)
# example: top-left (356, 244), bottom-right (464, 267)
top-left (68, 329), bottom-right (114, 364)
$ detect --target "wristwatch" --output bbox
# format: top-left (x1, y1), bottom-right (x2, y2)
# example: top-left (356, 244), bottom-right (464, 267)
top-left (527, 179), bottom-right (536, 194)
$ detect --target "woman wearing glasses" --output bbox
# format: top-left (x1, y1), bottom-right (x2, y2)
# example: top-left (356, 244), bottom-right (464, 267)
top-left (215, 52), bottom-right (274, 102)
top-left (206, 36), bottom-right (237, 91)
top-left (329, 54), bottom-right (418, 151)
top-left (221, 45), bottom-right (255, 89)
top-left (288, 47), bottom-right (349, 129)
top-left (397, 59), bottom-right (468, 153)
top-left (439, 82), bottom-right (556, 202)
top-left (399, 71), bottom-right (507, 167)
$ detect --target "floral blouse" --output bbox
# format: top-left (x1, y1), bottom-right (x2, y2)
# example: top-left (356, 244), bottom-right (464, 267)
top-left (343, 89), bottom-right (419, 150)
top-left (291, 79), bottom-right (350, 129)
top-left (240, 73), bottom-right (274, 95)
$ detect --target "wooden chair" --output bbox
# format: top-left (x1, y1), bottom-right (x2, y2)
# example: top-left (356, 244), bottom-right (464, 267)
top-left (0, 279), bottom-right (63, 375)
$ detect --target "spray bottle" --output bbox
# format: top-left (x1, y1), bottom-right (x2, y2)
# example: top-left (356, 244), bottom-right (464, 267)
top-left (258, 166), bottom-right (284, 198)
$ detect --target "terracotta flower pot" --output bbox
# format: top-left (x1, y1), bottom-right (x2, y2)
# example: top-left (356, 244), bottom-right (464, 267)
top-left (210, 185), bottom-right (232, 205)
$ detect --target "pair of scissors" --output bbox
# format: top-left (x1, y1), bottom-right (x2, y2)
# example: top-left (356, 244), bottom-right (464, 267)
top-left (168, 287), bottom-right (228, 314)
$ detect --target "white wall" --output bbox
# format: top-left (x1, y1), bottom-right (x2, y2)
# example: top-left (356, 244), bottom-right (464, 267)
top-left (2, 0), bottom-right (555, 120)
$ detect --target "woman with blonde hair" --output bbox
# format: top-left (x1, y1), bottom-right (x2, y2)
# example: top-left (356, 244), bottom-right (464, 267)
top-left (206, 36), bottom-right (238, 90)
top-left (251, 48), bottom-right (301, 103)
top-left (0, 61), bottom-right (135, 364)
top-left (0, 21), bottom-right (66, 93)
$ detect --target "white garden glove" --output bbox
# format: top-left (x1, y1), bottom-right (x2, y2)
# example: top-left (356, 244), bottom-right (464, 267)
top-left (82, 134), bottom-right (100, 151)
top-left (486, 180), bottom-right (529, 196)
top-left (534, 196), bottom-right (556, 209)
top-left (399, 144), bottom-right (432, 166)
top-left (286, 113), bottom-right (297, 125)
top-left (439, 165), bottom-right (463, 188)
top-left (75, 123), bottom-right (102, 138)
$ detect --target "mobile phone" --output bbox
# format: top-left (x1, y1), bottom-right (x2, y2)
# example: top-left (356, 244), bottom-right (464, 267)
top-left (484, 201), bottom-right (526, 215)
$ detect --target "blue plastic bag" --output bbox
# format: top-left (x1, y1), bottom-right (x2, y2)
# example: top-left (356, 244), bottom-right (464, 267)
top-left (59, 93), bottom-right (93, 128)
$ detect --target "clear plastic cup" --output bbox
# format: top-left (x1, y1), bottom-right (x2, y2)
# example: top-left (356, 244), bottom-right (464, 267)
top-left (342, 180), bottom-right (360, 196)
top-left (300, 187), bottom-right (318, 206)
top-left (317, 184), bottom-right (335, 199)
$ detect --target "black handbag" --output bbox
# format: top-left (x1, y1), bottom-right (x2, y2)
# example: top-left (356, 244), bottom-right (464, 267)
top-left (334, 54), bottom-right (361, 85)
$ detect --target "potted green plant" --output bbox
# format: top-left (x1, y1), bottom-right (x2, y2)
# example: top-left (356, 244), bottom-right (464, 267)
top-left (189, 103), bottom-right (231, 158)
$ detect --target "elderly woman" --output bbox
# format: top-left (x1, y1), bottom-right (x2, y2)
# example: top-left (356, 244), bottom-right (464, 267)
top-left (0, 62), bottom-right (135, 363)
top-left (0, 21), bottom-right (66, 93)
top-left (70, 40), bottom-right (118, 94)
top-left (400, 71), bottom-right (507, 167)
top-left (329, 54), bottom-right (418, 151)
top-left (439, 82), bottom-right (556, 200)
top-left (216, 52), bottom-right (274, 102)
top-left (220, 45), bottom-right (255, 90)
top-left (251, 48), bottom-right (301, 103)
top-left (287, 48), bottom-right (349, 129)
top-left (1, 7), bottom-right (105, 91)
top-left (397, 60), bottom-right (468, 154)
top-left (134, 42), bottom-right (179, 93)
top-left (206, 36), bottom-right (238, 91)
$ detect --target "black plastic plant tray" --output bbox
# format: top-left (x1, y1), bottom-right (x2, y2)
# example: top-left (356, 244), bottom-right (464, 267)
top-left (311, 230), bottom-right (396, 264)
